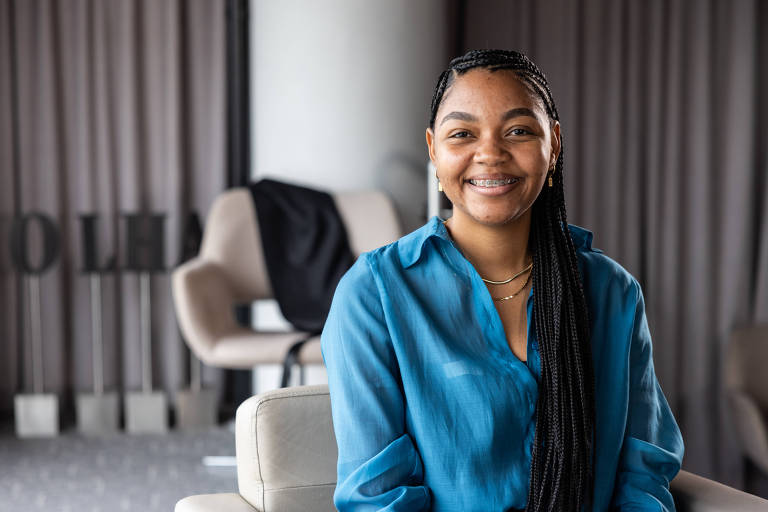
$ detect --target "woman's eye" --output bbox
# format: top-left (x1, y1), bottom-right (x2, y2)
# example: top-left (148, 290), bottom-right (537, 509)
top-left (449, 130), bottom-right (471, 139)
top-left (508, 128), bottom-right (531, 136)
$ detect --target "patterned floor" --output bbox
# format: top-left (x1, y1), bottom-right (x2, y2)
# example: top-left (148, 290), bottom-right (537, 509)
top-left (0, 424), bottom-right (237, 512)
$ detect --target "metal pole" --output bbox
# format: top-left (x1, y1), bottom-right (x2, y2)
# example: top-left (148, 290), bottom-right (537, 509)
top-left (90, 274), bottom-right (104, 395)
top-left (427, 161), bottom-right (440, 219)
top-left (28, 275), bottom-right (44, 394)
top-left (140, 272), bottom-right (152, 394)
top-left (190, 353), bottom-right (201, 393)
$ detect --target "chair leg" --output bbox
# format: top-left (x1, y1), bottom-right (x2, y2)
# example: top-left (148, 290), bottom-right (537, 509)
top-left (280, 335), bottom-right (317, 388)
top-left (280, 351), bottom-right (296, 388)
top-left (279, 362), bottom-right (305, 387)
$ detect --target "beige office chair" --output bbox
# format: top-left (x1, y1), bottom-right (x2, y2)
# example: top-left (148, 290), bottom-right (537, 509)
top-left (725, 325), bottom-right (768, 482)
top-left (172, 187), bottom-right (401, 383)
top-left (175, 385), bottom-right (768, 512)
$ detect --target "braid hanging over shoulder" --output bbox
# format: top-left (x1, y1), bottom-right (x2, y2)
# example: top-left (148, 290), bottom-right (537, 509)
top-left (429, 49), bottom-right (596, 512)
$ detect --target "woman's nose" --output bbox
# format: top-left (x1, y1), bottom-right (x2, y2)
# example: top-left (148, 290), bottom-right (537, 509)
top-left (473, 136), bottom-right (508, 166)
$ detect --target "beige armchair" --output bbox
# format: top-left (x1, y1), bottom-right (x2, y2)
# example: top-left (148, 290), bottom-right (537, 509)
top-left (175, 385), bottom-right (768, 512)
top-left (725, 325), bottom-right (768, 483)
top-left (171, 187), bottom-right (401, 379)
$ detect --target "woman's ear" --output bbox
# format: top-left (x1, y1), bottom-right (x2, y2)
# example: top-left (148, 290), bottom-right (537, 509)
top-left (426, 128), bottom-right (436, 164)
top-left (550, 121), bottom-right (561, 167)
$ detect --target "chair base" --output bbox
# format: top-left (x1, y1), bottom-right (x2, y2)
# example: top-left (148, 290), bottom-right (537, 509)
top-left (176, 389), bottom-right (218, 430)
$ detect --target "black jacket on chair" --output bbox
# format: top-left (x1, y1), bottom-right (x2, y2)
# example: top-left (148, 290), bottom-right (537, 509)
top-left (249, 179), bottom-right (355, 334)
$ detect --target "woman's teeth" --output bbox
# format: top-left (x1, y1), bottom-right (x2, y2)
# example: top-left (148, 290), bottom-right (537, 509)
top-left (468, 178), bottom-right (518, 187)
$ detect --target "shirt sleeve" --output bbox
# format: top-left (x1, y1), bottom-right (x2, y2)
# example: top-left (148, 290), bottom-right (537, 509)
top-left (611, 282), bottom-right (685, 511)
top-left (321, 255), bottom-right (431, 511)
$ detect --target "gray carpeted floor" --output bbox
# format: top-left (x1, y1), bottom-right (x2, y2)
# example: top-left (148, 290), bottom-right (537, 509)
top-left (0, 423), bottom-right (237, 512)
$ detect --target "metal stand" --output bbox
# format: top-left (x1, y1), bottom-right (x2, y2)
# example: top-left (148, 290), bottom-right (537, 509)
top-left (427, 161), bottom-right (440, 219)
top-left (76, 274), bottom-right (119, 435)
top-left (427, 161), bottom-right (452, 220)
top-left (125, 272), bottom-right (167, 434)
top-left (14, 275), bottom-right (59, 437)
top-left (175, 355), bottom-right (217, 430)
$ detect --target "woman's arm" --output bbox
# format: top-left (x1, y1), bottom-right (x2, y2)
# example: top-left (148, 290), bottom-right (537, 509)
top-left (611, 282), bottom-right (685, 511)
top-left (321, 255), bottom-right (431, 511)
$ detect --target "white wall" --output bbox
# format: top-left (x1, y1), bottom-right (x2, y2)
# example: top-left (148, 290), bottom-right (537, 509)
top-left (250, 0), bottom-right (449, 231)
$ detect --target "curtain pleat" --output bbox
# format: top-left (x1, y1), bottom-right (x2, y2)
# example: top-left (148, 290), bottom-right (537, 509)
top-left (0, 0), bottom-right (226, 413)
top-left (0, 0), bottom-right (20, 412)
top-left (462, 0), bottom-right (768, 487)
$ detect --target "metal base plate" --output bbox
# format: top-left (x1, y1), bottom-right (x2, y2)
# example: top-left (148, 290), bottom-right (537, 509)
top-left (124, 392), bottom-right (168, 434)
top-left (76, 392), bottom-right (120, 435)
top-left (175, 389), bottom-right (217, 430)
top-left (14, 394), bottom-right (59, 438)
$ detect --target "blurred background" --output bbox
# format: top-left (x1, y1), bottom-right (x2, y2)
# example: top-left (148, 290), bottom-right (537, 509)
top-left (0, 0), bottom-right (766, 510)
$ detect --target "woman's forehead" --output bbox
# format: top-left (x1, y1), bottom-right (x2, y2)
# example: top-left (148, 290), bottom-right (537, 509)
top-left (437, 68), bottom-right (548, 122)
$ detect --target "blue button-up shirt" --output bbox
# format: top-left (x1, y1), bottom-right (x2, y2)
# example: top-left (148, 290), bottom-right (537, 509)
top-left (321, 216), bottom-right (684, 511)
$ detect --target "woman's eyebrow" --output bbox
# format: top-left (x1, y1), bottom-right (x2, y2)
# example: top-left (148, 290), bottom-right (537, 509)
top-left (440, 111), bottom-right (477, 126)
top-left (440, 107), bottom-right (540, 127)
top-left (502, 107), bottom-right (539, 121)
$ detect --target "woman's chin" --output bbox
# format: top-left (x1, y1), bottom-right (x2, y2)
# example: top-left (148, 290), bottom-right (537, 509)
top-left (458, 210), bottom-right (529, 228)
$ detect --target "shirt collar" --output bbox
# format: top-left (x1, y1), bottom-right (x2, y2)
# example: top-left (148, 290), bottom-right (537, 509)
top-left (398, 216), bottom-right (598, 269)
top-left (568, 224), bottom-right (599, 253)
top-left (398, 216), bottom-right (450, 268)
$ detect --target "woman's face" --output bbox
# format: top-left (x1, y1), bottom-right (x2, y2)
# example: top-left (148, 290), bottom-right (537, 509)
top-left (426, 68), bottom-right (560, 228)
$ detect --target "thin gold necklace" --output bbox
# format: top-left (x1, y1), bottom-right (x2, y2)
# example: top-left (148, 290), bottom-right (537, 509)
top-left (481, 261), bottom-right (532, 285)
top-left (493, 270), bottom-right (532, 302)
top-left (441, 219), bottom-right (532, 289)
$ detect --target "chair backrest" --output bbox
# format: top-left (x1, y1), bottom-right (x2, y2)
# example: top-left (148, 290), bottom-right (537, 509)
top-left (724, 324), bottom-right (768, 409)
top-left (200, 189), bottom-right (271, 301)
top-left (199, 187), bottom-right (401, 302)
top-left (333, 190), bottom-right (401, 257)
top-left (236, 385), bottom-right (337, 512)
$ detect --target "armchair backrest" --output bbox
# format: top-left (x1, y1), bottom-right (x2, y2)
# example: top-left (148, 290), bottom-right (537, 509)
top-left (200, 189), bottom-right (271, 301)
top-left (199, 187), bottom-right (401, 303)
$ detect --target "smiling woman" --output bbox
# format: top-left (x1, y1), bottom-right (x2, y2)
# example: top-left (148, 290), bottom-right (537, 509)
top-left (321, 49), bottom-right (684, 512)
top-left (426, 72), bottom-right (557, 229)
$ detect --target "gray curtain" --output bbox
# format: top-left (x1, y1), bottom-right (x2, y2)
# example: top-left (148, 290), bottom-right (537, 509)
top-left (462, 0), bottom-right (768, 488)
top-left (0, 0), bottom-right (226, 414)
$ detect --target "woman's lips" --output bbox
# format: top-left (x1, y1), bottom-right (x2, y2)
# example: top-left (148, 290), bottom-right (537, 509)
top-left (465, 177), bottom-right (521, 196)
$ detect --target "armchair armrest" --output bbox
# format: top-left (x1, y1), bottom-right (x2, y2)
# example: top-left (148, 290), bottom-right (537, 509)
top-left (671, 469), bottom-right (768, 511)
top-left (175, 493), bottom-right (257, 512)
top-left (727, 390), bottom-right (768, 475)
top-left (236, 385), bottom-right (337, 512)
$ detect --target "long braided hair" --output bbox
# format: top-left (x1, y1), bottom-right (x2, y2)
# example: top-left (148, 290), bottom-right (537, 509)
top-left (429, 49), bottom-right (595, 512)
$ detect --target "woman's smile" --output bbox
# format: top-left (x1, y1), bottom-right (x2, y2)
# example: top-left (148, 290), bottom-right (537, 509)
top-left (465, 175), bottom-right (523, 196)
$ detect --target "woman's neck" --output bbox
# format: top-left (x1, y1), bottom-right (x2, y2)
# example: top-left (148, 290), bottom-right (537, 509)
top-left (444, 211), bottom-right (532, 281)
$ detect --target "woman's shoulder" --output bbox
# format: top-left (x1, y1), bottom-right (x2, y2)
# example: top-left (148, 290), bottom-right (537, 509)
top-left (335, 223), bottom-right (423, 294)
top-left (568, 224), bottom-right (642, 306)
top-left (350, 217), bottom-right (446, 274)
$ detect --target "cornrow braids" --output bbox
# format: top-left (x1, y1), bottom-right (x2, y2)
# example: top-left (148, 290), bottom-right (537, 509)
top-left (429, 49), bottom-right (595, 512)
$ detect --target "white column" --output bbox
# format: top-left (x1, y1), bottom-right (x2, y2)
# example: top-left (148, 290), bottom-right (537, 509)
top-left (250, 0), bottom-right (449, 232)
